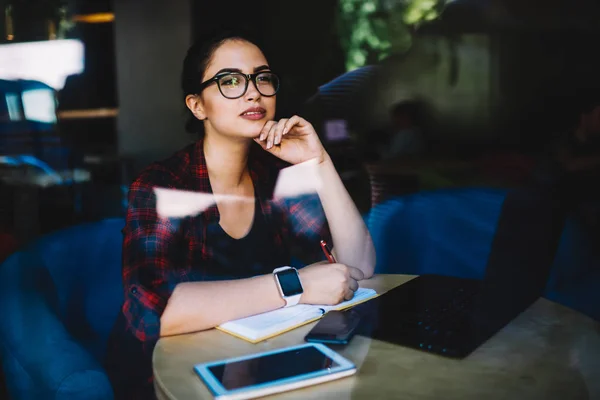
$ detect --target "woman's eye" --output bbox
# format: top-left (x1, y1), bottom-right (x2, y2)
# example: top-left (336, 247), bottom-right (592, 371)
top-left (221, 77), bottom-right (239, 87)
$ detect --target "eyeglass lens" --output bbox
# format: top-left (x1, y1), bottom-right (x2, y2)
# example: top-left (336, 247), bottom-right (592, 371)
top-left (217, 72), bottom-right (279, 98)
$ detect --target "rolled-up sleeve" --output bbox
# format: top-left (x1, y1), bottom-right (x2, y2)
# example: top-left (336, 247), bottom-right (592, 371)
top-left (121, 177), bottom-right (181, 345)
top-left (281, 193), bottom-right (332, 264)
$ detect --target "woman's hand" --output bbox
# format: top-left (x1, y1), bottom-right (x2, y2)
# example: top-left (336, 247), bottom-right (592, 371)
top-left (298, 262), bottom-right (365, 305)
top-left (254, 115), bottom-right (328, 165)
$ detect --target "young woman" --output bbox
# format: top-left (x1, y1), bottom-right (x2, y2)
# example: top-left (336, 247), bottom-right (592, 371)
top-left (104, 31), bottom-right (376, 399)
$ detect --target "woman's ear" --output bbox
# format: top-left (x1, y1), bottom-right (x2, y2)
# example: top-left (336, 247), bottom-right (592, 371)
top-left (185, 94), bottom-right (206, 121)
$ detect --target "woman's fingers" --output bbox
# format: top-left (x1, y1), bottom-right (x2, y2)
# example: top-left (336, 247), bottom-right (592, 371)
top-left (344, 288), bottom-right (355, 301)
top-left (273, 118), bottom-right (288, 146)
top-left (259, 121), bottom-right (275, 141)
top-left (266, 122), bottom-right (279, 149)
top-left (282, 115), bottom-right (304, 135)
top-left (347, 266), bottom-right (365, 281)
top-left (258, 116), bottom-right (311, 150)
top-left (348, 278), bottom-right (359, 293)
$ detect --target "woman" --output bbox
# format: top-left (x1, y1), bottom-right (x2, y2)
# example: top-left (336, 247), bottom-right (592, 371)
top-left (104, 31), bottom-right (376, 399)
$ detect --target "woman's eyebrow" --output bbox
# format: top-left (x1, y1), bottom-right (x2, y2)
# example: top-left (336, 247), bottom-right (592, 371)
top-left (214, 65), bottom-right (271, 75)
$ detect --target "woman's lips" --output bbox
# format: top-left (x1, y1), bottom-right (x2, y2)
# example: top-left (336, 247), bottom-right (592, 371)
top-left (240, 111), bottom-right (266, 120)
top-left (240, 107), bottom-right (266, 120)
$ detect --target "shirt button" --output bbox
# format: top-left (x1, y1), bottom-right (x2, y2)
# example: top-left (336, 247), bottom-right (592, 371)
top-left (130, 286), bottom-right (138, 294)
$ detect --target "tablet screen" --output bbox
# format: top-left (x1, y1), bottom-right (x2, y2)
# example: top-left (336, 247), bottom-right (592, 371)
top-left (207, 346), bottom-right (339, 390)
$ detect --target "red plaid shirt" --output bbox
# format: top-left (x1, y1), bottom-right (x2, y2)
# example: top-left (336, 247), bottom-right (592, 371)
top-left (106, 140), bottom-right (331, 398)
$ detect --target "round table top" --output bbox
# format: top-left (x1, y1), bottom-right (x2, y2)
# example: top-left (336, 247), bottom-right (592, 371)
top-left (153, 274), bottom-right (600, 400)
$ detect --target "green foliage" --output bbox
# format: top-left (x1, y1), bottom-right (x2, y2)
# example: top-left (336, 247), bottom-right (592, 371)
top-left (337, 0), bottom-right (447, 71)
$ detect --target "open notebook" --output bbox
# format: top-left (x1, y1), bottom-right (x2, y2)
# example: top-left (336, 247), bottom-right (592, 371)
top-left (217, 288), bottom-right (377, 343)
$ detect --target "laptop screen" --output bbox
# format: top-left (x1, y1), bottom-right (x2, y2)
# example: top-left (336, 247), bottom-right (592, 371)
top-left (476, 187), bottom-right (566, 322)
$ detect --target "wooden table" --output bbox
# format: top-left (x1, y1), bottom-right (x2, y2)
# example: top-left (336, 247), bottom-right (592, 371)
top-left (153, 274), bottom-right (600, 400)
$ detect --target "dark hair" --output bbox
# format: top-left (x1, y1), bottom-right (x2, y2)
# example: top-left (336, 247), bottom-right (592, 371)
top-left (181, 30), bottom-right (264, 136)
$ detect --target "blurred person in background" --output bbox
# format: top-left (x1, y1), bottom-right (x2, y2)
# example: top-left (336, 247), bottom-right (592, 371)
top-left (537, 91), bottom-right (600, 236)
top-left (380, 100), bottom-right (426, 161)
top-left (554, 95), bottom-right (600, 175)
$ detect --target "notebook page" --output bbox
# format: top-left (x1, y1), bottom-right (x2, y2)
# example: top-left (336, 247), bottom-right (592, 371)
top-left (219, 304), bottom-right (322, 341)
top-left (217, 288), bottom-right (378, 342)
top-left (322, 288), bottom-right (378, 312)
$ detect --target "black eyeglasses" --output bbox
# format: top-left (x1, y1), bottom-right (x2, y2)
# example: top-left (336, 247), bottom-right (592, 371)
top-left (198, 71), bottom-right (280, 99)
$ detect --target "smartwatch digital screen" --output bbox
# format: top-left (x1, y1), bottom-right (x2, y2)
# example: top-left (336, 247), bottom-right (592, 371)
top-left (276, 268), bottom-right (303, 297)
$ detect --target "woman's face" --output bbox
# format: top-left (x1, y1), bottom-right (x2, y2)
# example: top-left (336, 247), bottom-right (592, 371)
top-left (195, 39), bottom-right (276, 140)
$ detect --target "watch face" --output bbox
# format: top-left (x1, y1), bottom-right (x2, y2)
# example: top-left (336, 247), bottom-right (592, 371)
top-left (277, 268), bottom-right (303, 297)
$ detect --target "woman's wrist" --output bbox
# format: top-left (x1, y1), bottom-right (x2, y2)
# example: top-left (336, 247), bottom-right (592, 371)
top-left (298, 267), bottom-right (310, 305)
top-left (317, 150), bottom-right (331, 165)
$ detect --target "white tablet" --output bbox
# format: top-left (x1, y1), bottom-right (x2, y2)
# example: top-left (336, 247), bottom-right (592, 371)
top-left (194, 343), bottom-right (356, 400)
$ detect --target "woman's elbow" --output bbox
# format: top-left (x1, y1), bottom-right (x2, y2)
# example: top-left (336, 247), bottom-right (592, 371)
top-left (362, 264), bottom-right (375, 280)
top-left (159, 310), bottom-right (215, 337)
top-left (159, 320), bottom-right (177, 337)
top-left (362, 252), bottom-right (377, 279)
top-left (159, 287), bottom-right (215, 336)
top-left (159, 306), bottom-right (184, 337)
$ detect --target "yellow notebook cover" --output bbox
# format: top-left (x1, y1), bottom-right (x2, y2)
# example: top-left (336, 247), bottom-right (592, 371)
top-left (216, 288), bottom-right (378, 343)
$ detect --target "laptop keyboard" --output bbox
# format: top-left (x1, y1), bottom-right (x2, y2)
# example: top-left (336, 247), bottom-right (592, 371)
top-left (410, 285), bottom-right (480, 355)
top-left (353, 275), bottom-right (484, 358)
top-left (416, 286), bottom-right (479, 329)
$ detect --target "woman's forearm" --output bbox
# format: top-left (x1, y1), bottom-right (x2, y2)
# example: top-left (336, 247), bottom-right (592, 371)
top-left (316, 154), bottom-right (376, 278)
top-left (160, 274), bottom-right (285, 337)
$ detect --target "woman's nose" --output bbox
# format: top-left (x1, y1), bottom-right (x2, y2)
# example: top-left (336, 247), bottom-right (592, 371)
top-left (244, 78), bottom-right (261, 101)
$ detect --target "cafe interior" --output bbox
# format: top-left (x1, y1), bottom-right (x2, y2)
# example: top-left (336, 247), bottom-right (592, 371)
top-left (0, 0), bottom-right (599, 399)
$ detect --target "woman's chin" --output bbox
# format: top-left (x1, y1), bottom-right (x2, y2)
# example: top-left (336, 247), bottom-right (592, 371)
top-left (239, 125), bottom-right (265, 139)
top-left (220, 119), bottom-right (269, 140)
top-left (224, 130), bottom-right (261, 141)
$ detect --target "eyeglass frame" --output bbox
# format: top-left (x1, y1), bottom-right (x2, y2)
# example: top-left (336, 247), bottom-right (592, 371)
top-left (197, 71), bottom-right (280, 99)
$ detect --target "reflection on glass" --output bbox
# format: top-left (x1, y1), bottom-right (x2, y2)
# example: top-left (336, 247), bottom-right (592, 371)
top-left (5, 93), bottom-right (22, 121)
top-left (22, 89), bottom-right (56, 123)
top-left (0, 39), bottom-right (84, 90)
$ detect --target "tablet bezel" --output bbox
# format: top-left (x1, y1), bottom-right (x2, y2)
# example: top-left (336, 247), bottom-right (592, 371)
top-left (194, 342), bottom-right (355, 398)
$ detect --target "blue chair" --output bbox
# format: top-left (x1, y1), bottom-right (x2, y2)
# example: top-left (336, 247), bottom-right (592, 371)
top-left (0, 218), bottom-right (125, 400)
top-left (366, 187), bottom-right (600, 321)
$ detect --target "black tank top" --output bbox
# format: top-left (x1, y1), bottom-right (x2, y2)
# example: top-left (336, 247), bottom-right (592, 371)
top-left (203, 197), bottom-right (287, 279)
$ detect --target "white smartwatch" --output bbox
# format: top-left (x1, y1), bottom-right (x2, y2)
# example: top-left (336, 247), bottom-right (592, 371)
top-left (273, 266), bottom-right (304, 307)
